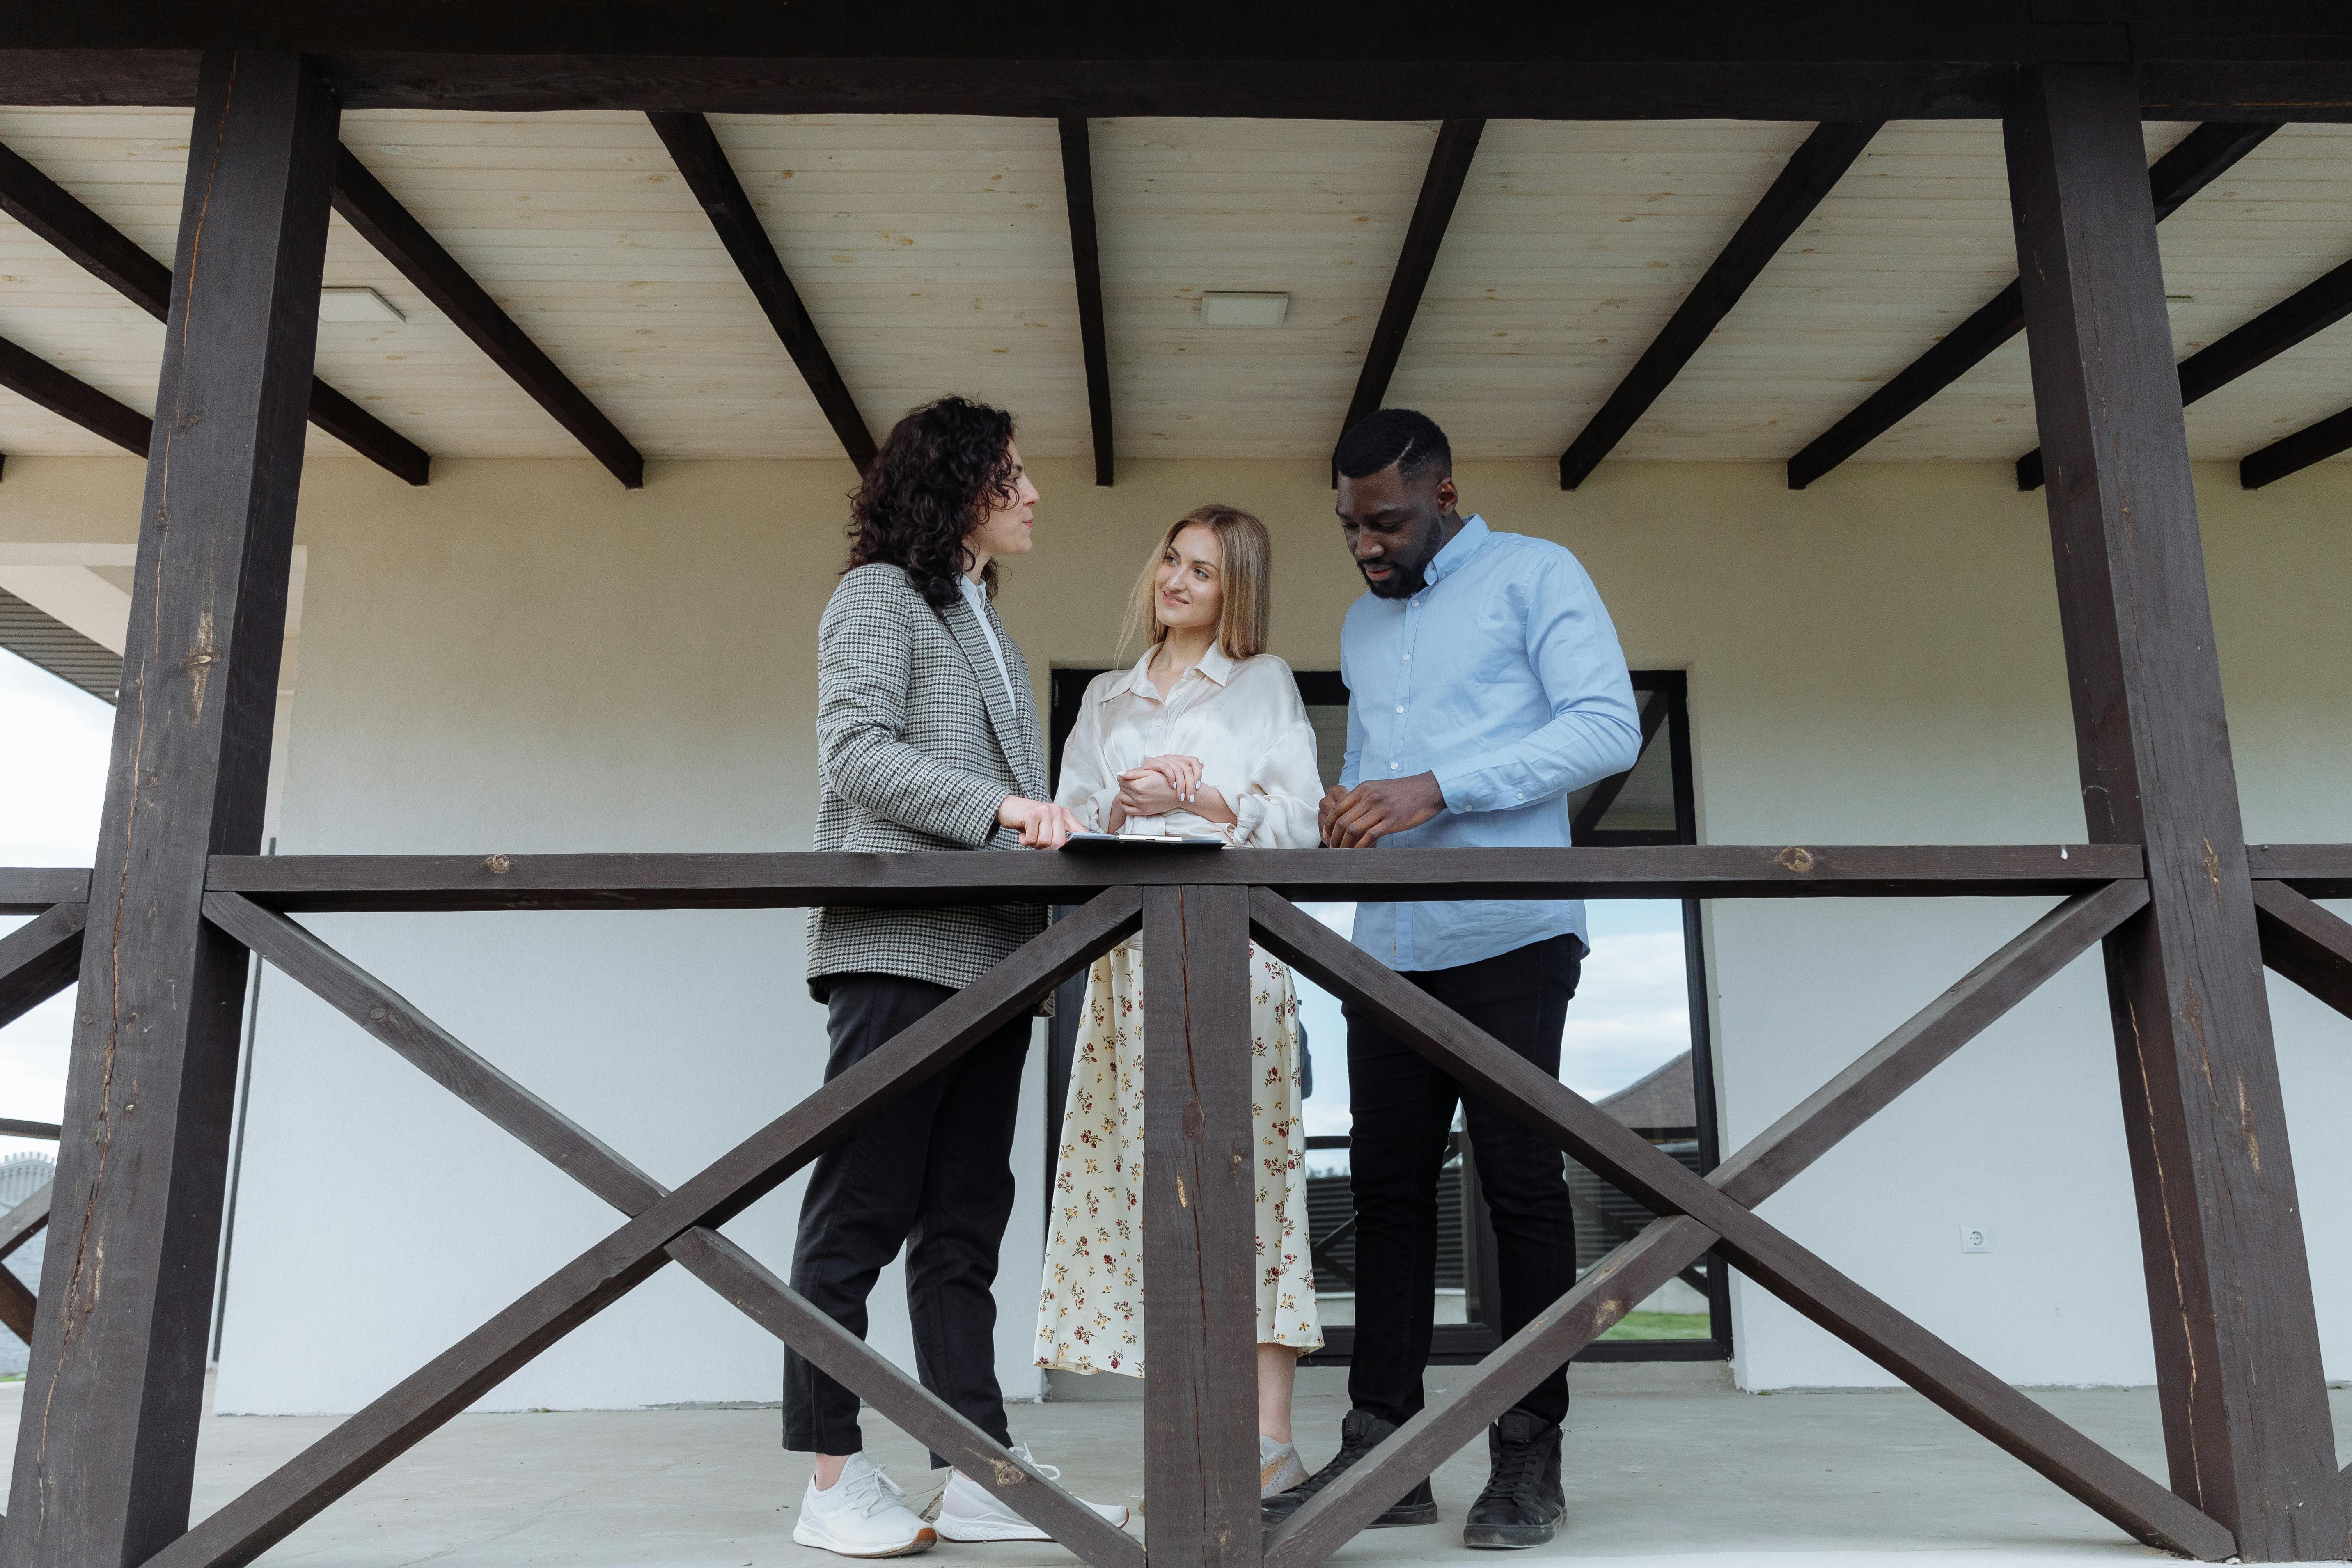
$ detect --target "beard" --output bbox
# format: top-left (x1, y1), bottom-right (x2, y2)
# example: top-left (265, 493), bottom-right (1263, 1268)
top-left (1360, 557), bottom-right (1429, 600)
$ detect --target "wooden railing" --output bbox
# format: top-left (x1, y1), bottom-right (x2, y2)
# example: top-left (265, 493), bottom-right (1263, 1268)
top-left (5, 844), bottom-right (2350, 1564)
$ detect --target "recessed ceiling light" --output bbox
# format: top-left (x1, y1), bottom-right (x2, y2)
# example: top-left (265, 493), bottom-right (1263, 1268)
top-left (2165, 293), bottom-right (2194, 317)
top-left (319, 286), bottom-right (406, 324)
top-left (1200, 292), bottom-right (1289, 327)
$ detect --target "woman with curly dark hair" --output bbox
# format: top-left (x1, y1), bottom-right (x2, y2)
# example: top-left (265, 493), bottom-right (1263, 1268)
top-left (788, 395), bottom-right (1121, 1557)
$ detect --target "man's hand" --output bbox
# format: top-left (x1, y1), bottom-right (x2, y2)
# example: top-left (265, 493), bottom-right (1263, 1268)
top-left (998, 795), bottom-right (1083, 849)
top-left (1320, 773), bottom-right (1447, 848)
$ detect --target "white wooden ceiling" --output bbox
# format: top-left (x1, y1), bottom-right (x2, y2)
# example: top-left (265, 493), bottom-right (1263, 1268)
top-left (0, 108), bottom-right (2348, 470)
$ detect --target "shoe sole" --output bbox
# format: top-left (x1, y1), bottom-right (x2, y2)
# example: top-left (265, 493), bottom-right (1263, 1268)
top-left (1462, 1523), bottom-right (1558, 1550)
top-left (1371, 1503), bottom-right (1441, 1528)
top-left (935, 1509), bottom-right (1131, 1543)
top-left (791, 1522), bottom-right (938, 1557)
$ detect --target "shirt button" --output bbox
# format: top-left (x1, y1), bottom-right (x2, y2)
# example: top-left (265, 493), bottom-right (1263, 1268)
top-left (1402, 653), bottom-right (1411, 660)
top-left (1516, 792), bottom-right (1525, 801)
top-left (1394, 705), bottom-right (1404, 714)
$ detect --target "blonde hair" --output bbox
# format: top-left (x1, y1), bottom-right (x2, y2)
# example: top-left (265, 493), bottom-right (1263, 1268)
top-left (1118, 504), bottom-right (1272, 662)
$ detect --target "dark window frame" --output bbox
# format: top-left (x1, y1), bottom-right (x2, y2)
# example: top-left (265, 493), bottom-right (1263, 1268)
top-left (1042, 667), bottom-right (1727, 1364)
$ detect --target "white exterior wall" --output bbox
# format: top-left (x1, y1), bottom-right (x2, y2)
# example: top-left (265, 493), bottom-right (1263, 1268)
top-left (0, 454), bottom-right (2341, 1410)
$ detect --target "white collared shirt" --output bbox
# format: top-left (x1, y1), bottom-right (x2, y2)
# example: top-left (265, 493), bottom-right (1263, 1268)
top-left (1055, 643), bottom-right (1322, 845)
top-left (958, 573), bottom-right (1019, 714)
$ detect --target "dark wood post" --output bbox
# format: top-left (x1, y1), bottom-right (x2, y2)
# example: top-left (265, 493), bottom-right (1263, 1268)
top-left (2006, 64), bottom-right (2347, 1561)
top-left (2, 52), bottom-right (337, 1568)
top-left (1141, 885), bottom-right (1262, 1568)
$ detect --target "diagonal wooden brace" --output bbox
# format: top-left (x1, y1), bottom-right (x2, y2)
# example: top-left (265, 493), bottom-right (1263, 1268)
top-left (151, 887), bottom-right (1143, 1568)
top-left (1251, 883), bottom-right (2233, 1564)
top-left (196, 888), bottom-right (1142, 1568)
top-left (2251, 880), bottom-right (2352, 1023)
top-left (1266, 880), bottom-right (2152, 1566)
top-left (0, 902), bottom-right (86, 1031)
top-left (0, 1184), bottom-right (45, 1341)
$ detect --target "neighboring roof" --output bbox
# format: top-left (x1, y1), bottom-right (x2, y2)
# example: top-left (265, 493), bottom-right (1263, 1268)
top-left (0, 586), bottom-right (117, 703)
top-left (1597, 1051), bottom-right (1696, 1131)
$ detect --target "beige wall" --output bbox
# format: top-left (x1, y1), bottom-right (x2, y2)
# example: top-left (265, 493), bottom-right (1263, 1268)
top-left (0, 452), bottom-right (2343, 1405)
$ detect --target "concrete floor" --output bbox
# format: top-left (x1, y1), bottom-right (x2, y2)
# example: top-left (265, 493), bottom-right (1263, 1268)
top-left (2, 1373), bottom-right (2345, 1567)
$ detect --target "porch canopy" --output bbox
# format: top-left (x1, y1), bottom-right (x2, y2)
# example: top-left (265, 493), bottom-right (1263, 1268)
top-left (1, 7), bottom-right (2350, 1568)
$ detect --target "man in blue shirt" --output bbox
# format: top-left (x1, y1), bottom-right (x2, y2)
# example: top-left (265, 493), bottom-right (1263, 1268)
top-left (1264, 410), bottom-right (1639, 1548)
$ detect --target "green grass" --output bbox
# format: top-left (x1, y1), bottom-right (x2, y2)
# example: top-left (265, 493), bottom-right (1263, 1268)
top-left (1599, 1310), bottom-right (1711, 1341)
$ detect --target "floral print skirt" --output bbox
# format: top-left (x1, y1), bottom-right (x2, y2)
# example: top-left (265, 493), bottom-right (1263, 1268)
top-left (1034, 940), bottom-right (1323, 1377)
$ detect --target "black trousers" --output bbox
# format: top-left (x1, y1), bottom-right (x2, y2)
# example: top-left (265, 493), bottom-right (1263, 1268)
top-left (1344, 935), bottom-right (1582, 1430)
top-left (784, 973), bottom-right (1031, 1456)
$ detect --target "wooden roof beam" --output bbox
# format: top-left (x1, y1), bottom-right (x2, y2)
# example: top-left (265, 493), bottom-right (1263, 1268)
top-left (0, 135), bottom-right (428, 485)
top-left (647, 112), bottom-right (876, 475)
top-left (2238, 403), bottom-right (2352, 488)
top-left (332, 146), bottom-right (641, 488)
top-left (1336, 119), bottom-right (1484, 463)
top-left (1560, 119), bottom-right (1879, 491)
top-left (1058, 118), bottom-right (1114, 487)
top-left (2020, 251), bottom-right (2352, 489)
top-left (1785, 121), bottom-right (2278, 490)
top-left (0, 333), bottom-right (151, 463)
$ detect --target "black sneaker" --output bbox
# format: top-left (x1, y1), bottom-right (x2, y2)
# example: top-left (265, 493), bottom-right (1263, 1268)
top-left (1260, 1408), bottom-right (1439, 1527)
top-left (1461, 1410), bottom-right (1565, 1549)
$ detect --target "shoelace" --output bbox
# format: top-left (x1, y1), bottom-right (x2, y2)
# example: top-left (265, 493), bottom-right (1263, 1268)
top-left (1006, 1446), bottom-right (1062, 1483)
top-left (841, 1463), bottom-right (912, 1520)
top-left (1300, 1433), bottom-right (1379, 1491)
top-left (1483, 1437), bottom-right (1547, 1503)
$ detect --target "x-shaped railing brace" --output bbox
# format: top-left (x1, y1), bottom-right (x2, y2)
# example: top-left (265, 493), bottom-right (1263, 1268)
top-left (166, 887), bottom-right (1148, 1568)
top-left (1247, 878), bottom-right (2234, 1566)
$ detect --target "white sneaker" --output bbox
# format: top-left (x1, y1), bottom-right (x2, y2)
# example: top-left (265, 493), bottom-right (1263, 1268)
top-left (1261, 1435), bottom-right (1307, 1497)
top-left (793, 1453), bottom-right (938, 1558)
top-left (933, 1444), bottom-right (1132, 1542)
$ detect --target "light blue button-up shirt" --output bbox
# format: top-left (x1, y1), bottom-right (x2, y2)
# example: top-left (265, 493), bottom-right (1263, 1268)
top-left (1340, 516), bottom-right (1641, 972)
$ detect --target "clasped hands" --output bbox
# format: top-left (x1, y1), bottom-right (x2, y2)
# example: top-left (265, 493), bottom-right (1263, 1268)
top-left (1319, 772), bottom-right (1447, 848)
top-left (998, 753), bottom-right (1235, 848)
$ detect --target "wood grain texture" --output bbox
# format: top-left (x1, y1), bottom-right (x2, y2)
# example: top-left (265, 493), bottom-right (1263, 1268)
top-left (1057, 118), bottom-right (1113, 486)
top-left (0, 870), bottom-right (91, 915)
top-left (196, 889), bottom-right (1141, 1568)
top-left (142, 887), bottom-right (1140, 1568)
top-left (1250, 889), bottom-right (2237, 1562)
top-left (332, 142), bottom-right (635, 486)
top-left (1560, 119), bottom-right (1877, 489)
top-left (1139, 886), bottom-right (1259, 1568)
top-left (4, 51), bottom-right (341, 1568)
top-left (1339, 119), bottom-right (1483, 452)
top-left (1785, 120), bottom-right (2276, 488)
top-left (2250, 880), bottom-right (2352, 1023)
top-left (2008, 63), bottom-right (2345, 1559)
top-left (200, 843), bottom-right (2146, 912)
top-left (2249, 843), bottom-right (2352, 899)
top-left (647, 111), bottom-right (874, 473)
top-left (0, 902), bottom-right (86, 1030)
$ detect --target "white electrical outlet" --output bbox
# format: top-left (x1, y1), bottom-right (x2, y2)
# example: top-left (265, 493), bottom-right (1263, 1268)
top-left (1960, 1223), bottom-right (1992, 1254)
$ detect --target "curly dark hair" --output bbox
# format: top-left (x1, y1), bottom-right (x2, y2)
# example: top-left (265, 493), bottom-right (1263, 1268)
top-left (845, 395), bottom-right (1021, 611)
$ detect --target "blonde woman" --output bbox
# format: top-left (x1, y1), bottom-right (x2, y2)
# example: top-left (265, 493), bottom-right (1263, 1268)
top-left (1035, 504), bottom-right (1324, 1496)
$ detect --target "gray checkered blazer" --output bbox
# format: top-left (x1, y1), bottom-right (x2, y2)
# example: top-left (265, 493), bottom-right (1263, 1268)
top-left (807, 563), bottom-right (1051, 1000)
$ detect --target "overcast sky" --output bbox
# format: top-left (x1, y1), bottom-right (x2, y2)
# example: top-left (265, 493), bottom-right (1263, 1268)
top-left (1, 647), bottom-right (111, 1160)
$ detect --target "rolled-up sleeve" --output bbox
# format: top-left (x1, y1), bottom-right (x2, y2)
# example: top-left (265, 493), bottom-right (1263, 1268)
top-left (817, 574), bottom-right (1009, 847)
top-left (1431, 555), bottom-right (1640, 815)
top-left (1224, 665), bottom-right (1324, 848)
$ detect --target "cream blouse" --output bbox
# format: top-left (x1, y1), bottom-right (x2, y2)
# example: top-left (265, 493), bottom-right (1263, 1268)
top-left (1056, 644), bottom-right (1322, 848)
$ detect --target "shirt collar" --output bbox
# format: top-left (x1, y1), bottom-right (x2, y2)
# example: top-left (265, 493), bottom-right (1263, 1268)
top-left (1419, 514), bottom-right (1491, 591)
top-left (1107, 640), bottom-right (1236, 701)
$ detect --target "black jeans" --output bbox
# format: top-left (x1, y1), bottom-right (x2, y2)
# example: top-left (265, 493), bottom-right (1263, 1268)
top-left (1344, 935), bottom-right (1582, 1430)
top-left (784, 973), bottom-right (1031, 1456)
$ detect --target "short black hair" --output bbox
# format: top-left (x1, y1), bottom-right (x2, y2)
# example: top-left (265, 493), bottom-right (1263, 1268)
top-left (1335, 408), bottom-right (1452, 483)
